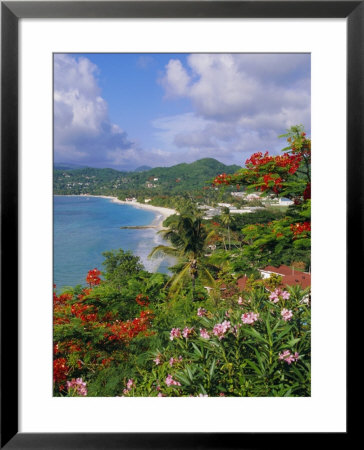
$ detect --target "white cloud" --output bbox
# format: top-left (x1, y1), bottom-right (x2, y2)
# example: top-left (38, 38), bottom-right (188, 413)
top-left (161, 59), bottom-right (190, 97)
top-left (161, 54), bottom-right (310, 121)
top-left (157, 53), bottom-right (310, 163)
top-left (54, 54), bottom-right (136, 168)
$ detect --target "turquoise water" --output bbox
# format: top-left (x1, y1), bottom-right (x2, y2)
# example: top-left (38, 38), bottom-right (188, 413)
top-left (54, 196), bottom-right (172, 289)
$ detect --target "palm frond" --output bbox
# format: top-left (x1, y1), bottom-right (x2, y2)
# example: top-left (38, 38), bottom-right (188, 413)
top-left (148, 245), bottom-right (181, 259)
top-left (168, 263), bottom-right (191, 294)
top-left (199, 267), bottom-right (216, 288)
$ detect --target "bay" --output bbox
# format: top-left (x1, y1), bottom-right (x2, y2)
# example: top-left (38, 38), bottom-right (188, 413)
top-left (53, 195), bottom-right (172, 289)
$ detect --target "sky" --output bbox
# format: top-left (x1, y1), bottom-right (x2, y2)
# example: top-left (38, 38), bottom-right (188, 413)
top-left (53, 53), bottom-right (311, 171)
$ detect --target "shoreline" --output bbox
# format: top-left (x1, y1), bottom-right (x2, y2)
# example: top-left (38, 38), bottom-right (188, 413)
top-left (56, 194), bottom-right (177, 230)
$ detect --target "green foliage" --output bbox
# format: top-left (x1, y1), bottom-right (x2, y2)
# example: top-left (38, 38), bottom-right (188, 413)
top-left (149, 214), bottom-right (217, 298)
top-left (130, 285), bottom-right (310, 397)
top-left (101, 249), bottom-right (146, 286)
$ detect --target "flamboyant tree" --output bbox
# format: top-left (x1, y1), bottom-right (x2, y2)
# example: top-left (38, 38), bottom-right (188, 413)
top-left (212, 125), bottom-right (311, 269)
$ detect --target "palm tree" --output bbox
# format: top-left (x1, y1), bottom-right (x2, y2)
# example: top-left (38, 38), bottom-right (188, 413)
top-left (220, 207), bottom-right (235, 250)
top-left (148, 214), bottom-right (216, 299)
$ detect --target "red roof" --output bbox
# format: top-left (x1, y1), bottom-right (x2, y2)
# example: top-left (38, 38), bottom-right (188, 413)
top-left (219, 275), bottom-right (248, 295)
top-left (261, 265), bottom-right (311, 289)
top-left (218, 265), bottom-right (310, 296)
top-left (237, 276), bottom-right (248, 291)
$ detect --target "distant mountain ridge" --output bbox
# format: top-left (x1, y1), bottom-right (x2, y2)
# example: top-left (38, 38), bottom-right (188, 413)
top-left (134, 165), bottom-right (152, 172)
top-left (54, 162), bottom-right (89, 171)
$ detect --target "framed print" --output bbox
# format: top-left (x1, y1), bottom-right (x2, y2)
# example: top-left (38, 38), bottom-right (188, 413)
top-left (1, 1), bottom-right (359, 448)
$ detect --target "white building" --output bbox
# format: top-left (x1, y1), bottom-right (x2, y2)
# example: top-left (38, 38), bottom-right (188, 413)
top-left (230, 209), bottom-right (253, 214)
top-left (246, 193), bottom-right (261, 201)
top-left (279, 198), bottom-right (294, 206)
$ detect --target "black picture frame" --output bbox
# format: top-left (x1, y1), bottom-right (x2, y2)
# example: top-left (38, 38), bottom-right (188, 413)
top-left (1, 1), bottom-right (358, 448)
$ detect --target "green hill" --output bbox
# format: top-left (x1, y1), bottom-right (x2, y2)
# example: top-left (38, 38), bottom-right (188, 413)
top-left (53, 158), bottom-right (241, 198)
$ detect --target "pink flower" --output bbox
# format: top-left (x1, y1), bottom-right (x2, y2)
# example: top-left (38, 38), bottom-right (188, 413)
top-left (269, 288), bottom-right (290, 302)
top-left (197, 307), bottom-right (207, 317)
top-left (170, 328), bottom-right (181, 341)
top-left (241, 312), bottom-right (259, 325)
top-left (281, 308), bottom-right (293, 321)
top-left (123, 388), bottom-right (130, 395)
top-left (238, 296), bottom-right (243, 305)
top-left (200, 328), bottom-right (210, 339)
top-left (212, 321), bottom-right (231, 340)
top-left (153, 356), bottom-right (161, 365)
top-left (165, 374), bottom-right (181, 387)
top-left (182, 327), bottom-right (194, 339)
top-left (279, 350), bottom-right (299, 365)
top-left (157, 392), bottom-right (165, 397)
top-left (278, 350), bottom-right (291, 360)
top-left (269, 292), bottom-right (279, 303)
top-left (169, 357), bottom-right (175, 367)
top-left (66, 378), bottom-right (87, 396)
top-left (126, 378), bottom-right (135, 390)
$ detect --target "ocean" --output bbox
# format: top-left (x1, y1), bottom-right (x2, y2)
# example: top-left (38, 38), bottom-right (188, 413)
top-left (53, 195), bottom-right (173, 289)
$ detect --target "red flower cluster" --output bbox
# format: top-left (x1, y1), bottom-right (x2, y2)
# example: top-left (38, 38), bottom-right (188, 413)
top-left (106, 310), bottom-right (154, 342)
top-left (86, 268), bottom-right (101, 286)
top-left (101, 357), bottom-right (114, 367)
top-left (53, 270), bottom-right (157, 395)
top-left (260, 174), bottom-right (283, 193)
top-left (245, 151), bottom-right (271, 167)
top-left (291, 222), bottom-right (311, 236)
top-left (303, 182), bottom-right (311, 200)
top-left (59, 340), bottom-right (83, 353)
top-left (212, 173), bottom-right (232, 186)
top-left (53, 288), bottom-right (72, 306)
top-left (53, 357), bottom-right (69, 384)
top-left (135, 294), bottom-right (150, 307)
top-left (275, 153), bottom-right (303, 174)
top-left (246, 151), bottom-right (299, 169)
top-left (71, 302), bottom-right (98, 322)
top-left (77, 288), bottom-right (92, 301)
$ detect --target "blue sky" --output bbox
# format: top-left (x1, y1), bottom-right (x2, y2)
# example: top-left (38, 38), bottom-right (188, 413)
top-left (54, 53), bottom-right (310, 170)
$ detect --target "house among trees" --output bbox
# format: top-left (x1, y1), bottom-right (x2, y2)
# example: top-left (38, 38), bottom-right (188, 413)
top-left (259, 265), bottom-right (311, 289)
top-left (219, 264), bottom-right (311, 296)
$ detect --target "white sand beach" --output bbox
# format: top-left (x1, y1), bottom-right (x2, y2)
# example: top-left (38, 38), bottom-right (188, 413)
top-left (87, 195), bottom-right (177, 229)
